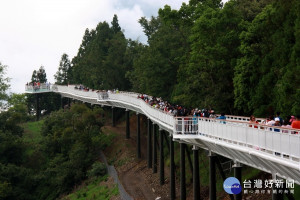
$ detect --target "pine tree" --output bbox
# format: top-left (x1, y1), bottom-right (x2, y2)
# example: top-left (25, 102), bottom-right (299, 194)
top-left (54, 53), bottom-right (71, 85)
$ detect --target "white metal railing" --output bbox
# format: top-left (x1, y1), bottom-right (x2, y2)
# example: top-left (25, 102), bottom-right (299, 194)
top-left (48, 85), bottom-right (300, 160)
top-left (101, 91), bottom-right (175, 130)
top-left (25, 83), bottom-right (52, 92)
top-left (217, 114), bottom-right (265, 123)
top-left (97, 91), bottom-right (109, 100)
top-left (52, 86), bottom-right (174, 130)
top-left (54, 85), bottom-right (98, 100)
top-left (175, 117), bottom-right (300, 160)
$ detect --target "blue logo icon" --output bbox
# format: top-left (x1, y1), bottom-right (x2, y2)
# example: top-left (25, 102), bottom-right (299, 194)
top-left (223, 177), bottom-right (242, 194)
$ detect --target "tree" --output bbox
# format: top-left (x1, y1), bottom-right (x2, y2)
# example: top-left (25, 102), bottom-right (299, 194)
top-left (234, 0), bottom-right (300, 117)
top-left (0, 62), bottom-right (10, 102)
top-left (7, 94), bottom-right (29, 122)
top-left (31, 66), bottom-right (47, 83)
top-left (111, 14), bottom-right (121, 33)
top-left (71, 16), bottom-right (130, 90)
top-left (27, 67), bottom-right (60, 117)
top-left (54, 53), bottom-right (72, 85)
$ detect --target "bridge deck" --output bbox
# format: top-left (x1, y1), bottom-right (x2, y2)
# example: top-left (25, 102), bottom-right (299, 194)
top-left (25, 85), bottom-right (300, 184)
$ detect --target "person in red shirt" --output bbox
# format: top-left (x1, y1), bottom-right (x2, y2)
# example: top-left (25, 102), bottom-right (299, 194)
top-left (292, 115), bottom-right (300, 129)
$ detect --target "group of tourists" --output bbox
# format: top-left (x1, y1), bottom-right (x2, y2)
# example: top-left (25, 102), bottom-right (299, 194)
top-left (74, 84), bottom-right (90, 91)
top-left (249, 113), bottom-right (300, 130)
top-left (71, 86), bottom-right (300, 131)
top-left (137, 94), bottom-right (221, 119)
top-left (26, 82), bottom-right (51, 91)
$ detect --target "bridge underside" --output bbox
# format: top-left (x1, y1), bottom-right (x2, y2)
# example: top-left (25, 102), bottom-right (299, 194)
top-left (173, 135), bottom-right (300, 185)
top-left (43, 89), bottom-right (300, 185)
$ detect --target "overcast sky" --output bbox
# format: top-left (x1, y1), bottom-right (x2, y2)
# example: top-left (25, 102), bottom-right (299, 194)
top-left (1, 0), bottom-right (229, 94)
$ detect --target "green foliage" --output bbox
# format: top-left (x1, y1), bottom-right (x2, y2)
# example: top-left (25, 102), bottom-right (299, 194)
top-left (234, 0), bottom-right (300, 117)
top-left (63, 176), bottom-right (119, 200)
top-left (27, 66), bottom-right (61, 117)
top-left (54, 53), bottom-right (72, 85)
top-left (70, 0), bottom-right (296, 117)
top-left (0, 62), bottom-right (10, 102)
top-left (31, 66), bottom-right (47, 83)
top-left (72, 15), bottom-right (131, 90)
top-left (87, 162), bottom-right (107, 178)
top-left (0, 103), bottom-right (112, 200)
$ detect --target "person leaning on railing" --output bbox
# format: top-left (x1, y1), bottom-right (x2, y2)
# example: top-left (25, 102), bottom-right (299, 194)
top-left (216, 113), bottom-right (226, 124)
top-left (291, 115), bottom-right (300, 129)
top-left (249, 115), bottom-right (259, 128)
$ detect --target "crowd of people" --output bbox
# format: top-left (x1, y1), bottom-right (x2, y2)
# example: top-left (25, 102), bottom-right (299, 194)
top-left (249, 113), bottom-right (300, 130)
top-left (137, 94), bottom-right (300, 130)
top-left (74, 84), bottom-right (90, 91)
top-left (137, 94), bottom-right (217, 118)
top-left (71, 86), bottom-right (300, 131)
top-left (26, 82), bottom-right (51, 91)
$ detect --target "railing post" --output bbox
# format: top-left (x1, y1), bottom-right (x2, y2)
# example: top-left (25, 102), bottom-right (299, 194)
top-left (147, 118), bottom-right (152, 168)
top-left (137, 113), bottom-right (141, 159)
top-left (182, 118), bottom-right (184, 134)
top-left (233, 162), bottom-right (242, 200)
top-left (159, 128), bottom-right (165, 185)
top-left (153, 123), bottom-right (157, 173)
top-left (170, 135), bottom-right (176, 200)
top-left (209, 152), bottom-right (217, 200)
top-left (126, 109), bottom-right (130, 139)
top-left (180, 143), bottom-right (186, 200)
top-left (193, 146), bottom-right (200, 200)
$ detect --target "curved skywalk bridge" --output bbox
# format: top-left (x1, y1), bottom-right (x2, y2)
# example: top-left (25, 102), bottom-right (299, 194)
top-left (25, 84), bottom-right (300, 185)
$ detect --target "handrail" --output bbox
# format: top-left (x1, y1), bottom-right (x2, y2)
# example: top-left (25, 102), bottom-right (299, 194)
top-left (24, 84), bottom-right (300, 184)
top-left (174, 117), bottom-right (300, 160)
top-left (25, 83), bottom-right (52, 92)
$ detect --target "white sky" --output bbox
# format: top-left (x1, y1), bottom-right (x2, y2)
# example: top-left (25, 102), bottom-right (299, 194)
top-left (0, 0), bottom-right (229, 94)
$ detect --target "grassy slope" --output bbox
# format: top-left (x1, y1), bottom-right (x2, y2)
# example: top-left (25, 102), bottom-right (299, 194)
top-left (22, 120), bottom-right (44, 155)
top-left (61, 176), bottom-right (119, 200)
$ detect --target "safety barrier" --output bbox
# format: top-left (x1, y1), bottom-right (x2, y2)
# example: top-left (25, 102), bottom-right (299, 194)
top-left (25, 84), bottom-right (300, 183)
top-left (25, 83), bottom-right (52, 92)
top-left (175, 117), bottom-right (300, 161)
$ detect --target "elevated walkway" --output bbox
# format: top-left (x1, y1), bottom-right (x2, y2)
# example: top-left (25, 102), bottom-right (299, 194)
top-left (25, 84), bottom-right (300, 185)
top-left (25, 83), bottom-right (52, 93)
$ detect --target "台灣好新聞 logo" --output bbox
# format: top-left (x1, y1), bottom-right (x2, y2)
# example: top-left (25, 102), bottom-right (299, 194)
top-left (223, 177), bottom-right (242, 194)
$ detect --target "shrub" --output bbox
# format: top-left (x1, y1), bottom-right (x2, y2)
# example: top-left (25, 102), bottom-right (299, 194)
top-left (87, 162), bottom-right (107, 178)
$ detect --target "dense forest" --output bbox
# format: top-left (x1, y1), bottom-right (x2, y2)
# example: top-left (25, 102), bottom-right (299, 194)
top-left (54, 0), bottom-right (299, 118)
top-left (0, 102), bottom-right (112, 199)
top-left (1, 0), bottom-right (300, 199)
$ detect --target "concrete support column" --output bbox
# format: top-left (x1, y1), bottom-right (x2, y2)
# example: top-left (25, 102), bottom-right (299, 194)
top-left (193, 146), bottom-right (200, 200)
top-left (147, 118), bottom-right (152, 168)
top-left (36, 93), bottom-right (40, 121)
top-left (68, 98), bottom-right (71, 108)
top-left (137, 113), bottom-right (141, 159)
top-left (126, 110), bottom-right (130, 139)
top-left (180, 143), bottom-right (186, 200)
top-left (170, 135), bottom-right (176, 200)
top-left (209, 152), bottom-right (217, 200)
top-left (61, 95), bottom-right (64, 109)
top-left (153, 123), bottom-right (157, 173)
top-left (112, 107), bottom-right (116, 127)
top-left (272, 173), bottom-right (283, 200)
top-left (159, 129), bottom-right (164, 185)
top-left (233, 162), bottom-right (242, 200)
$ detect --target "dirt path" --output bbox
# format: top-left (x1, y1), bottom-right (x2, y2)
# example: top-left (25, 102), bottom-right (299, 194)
top-left (120, 161), bottom-right (157, 200)
top-left (102, 116), bottom-right (172, 200)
